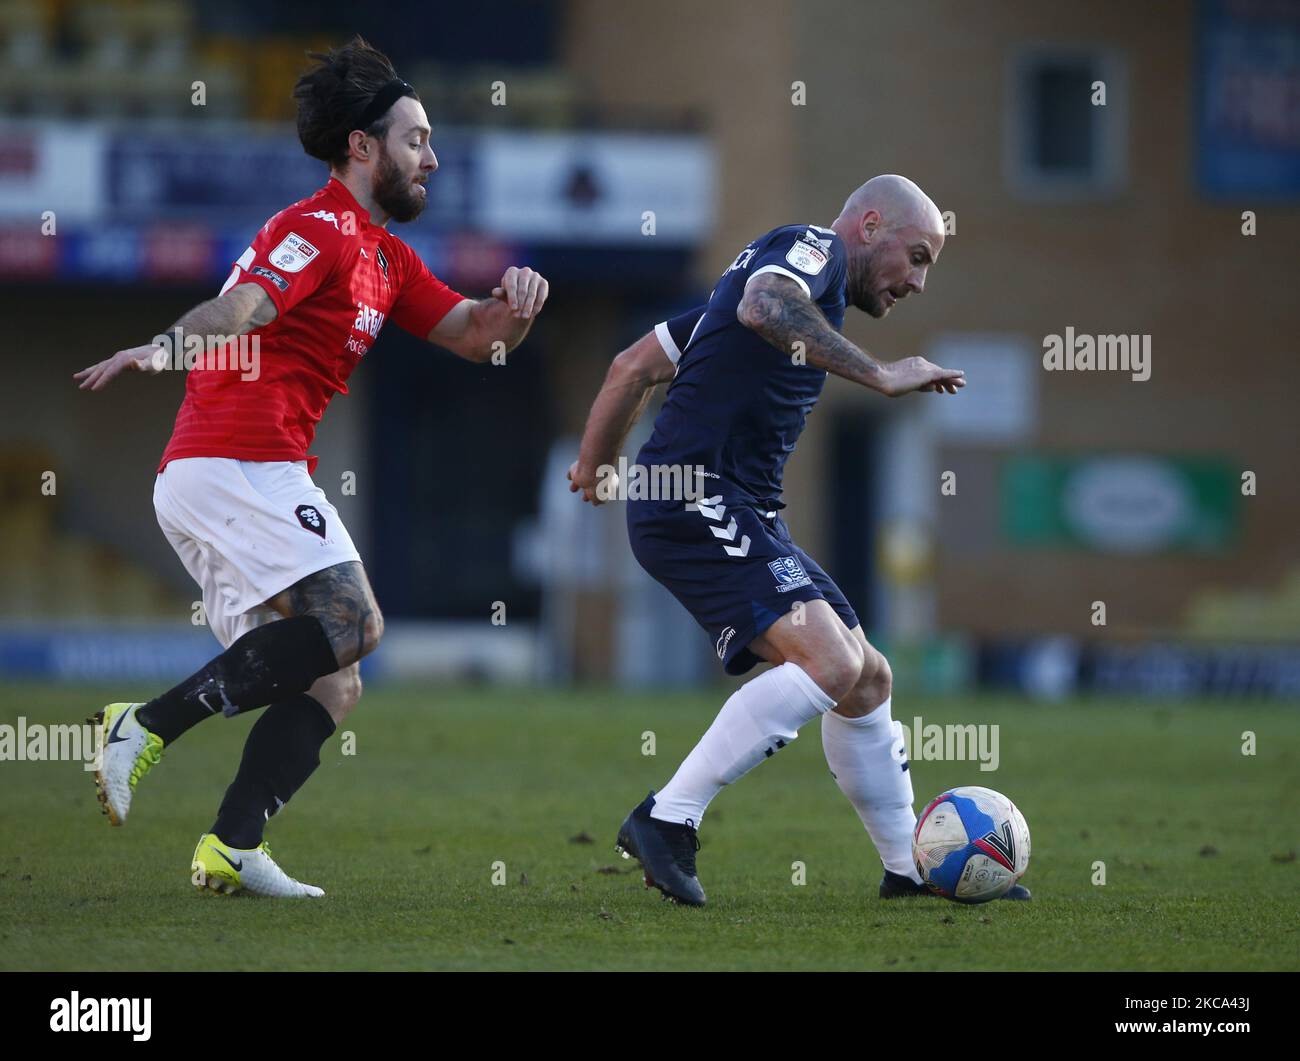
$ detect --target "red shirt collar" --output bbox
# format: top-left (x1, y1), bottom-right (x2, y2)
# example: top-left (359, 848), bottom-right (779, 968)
top-left (325, 176), bottom-right (376, 229)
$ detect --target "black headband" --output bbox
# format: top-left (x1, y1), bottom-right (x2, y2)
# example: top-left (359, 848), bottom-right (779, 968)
top-left (356, 78), bottom-right (416, 131)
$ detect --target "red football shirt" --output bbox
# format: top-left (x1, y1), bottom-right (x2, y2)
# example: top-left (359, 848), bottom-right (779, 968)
top-left (159, 178), bottom-right (466, 474)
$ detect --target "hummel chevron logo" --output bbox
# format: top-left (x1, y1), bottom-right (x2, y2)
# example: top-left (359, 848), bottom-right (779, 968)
top-left (709, 517), bottom-right (740, 540)
top-left (686, 495), bottom-right (725, 520)
top-left (687, 494), bottom-right (749, 555)
top-left (723, 536), bottom-right (751, 557)
top-left (712, 519), bottom-right (755, 556)
top-left (973, 821), bottom-right (1017, 871)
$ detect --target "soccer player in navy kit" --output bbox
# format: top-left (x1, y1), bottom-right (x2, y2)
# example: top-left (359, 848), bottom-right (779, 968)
top-left (570, 174), bottom-right (1029, 906)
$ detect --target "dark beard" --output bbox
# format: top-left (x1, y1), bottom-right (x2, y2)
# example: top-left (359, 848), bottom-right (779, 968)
top-left (372, 145), bottom-right (425, 223)
top-left (848, 249), bottom-right (885, 316)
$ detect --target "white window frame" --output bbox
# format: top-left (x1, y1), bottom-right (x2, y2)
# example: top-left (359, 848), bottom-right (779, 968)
top-left (1005, 45), bottom-right (1129, 200)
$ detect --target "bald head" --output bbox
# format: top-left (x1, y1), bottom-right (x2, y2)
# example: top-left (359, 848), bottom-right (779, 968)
top-left (831, 174), bottom-right (944, 318)
top-left (836, 174), bottom-right (944, 238)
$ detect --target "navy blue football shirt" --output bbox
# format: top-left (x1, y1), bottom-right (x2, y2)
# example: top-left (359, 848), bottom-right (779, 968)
top-left (640, 224), bottom-right (848, 510)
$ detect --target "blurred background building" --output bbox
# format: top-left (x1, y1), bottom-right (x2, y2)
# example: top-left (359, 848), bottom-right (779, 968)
top-left (1, 0), bottom-right (1297, 698)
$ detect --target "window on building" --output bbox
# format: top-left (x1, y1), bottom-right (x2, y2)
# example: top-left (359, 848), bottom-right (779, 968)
top-left (1007, 48), bottom-right (1127, 198)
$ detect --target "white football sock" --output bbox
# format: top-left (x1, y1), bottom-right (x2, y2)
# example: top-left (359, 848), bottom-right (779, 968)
top-left (650, 661), bottom-right (835, 827)
top-left (821, 697), bottom-right (921, 881)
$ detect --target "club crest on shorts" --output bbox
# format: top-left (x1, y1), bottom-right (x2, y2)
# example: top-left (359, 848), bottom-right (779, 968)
top-left (768, 555), bottom-right (813, 592)
top-left (295, 504), bottom-right (327, 538)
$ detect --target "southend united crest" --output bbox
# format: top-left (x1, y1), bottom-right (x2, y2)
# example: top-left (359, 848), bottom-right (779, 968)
top-left (768, 555), bottom-right (812, 592)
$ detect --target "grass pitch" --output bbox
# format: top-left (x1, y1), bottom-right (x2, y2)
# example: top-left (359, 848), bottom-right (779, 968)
top-left (1, 681), bottom-right (1296, 970)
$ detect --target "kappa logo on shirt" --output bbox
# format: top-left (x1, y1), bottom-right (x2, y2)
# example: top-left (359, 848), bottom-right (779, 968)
top-left (268, 232), bottom-right (319, 273)
top-left (302, 209), bottom-right (341, 229)
top-left (768, 555), bottom-right (813, 592)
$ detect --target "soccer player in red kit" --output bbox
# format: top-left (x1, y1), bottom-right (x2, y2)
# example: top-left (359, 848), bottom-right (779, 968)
top-left (73, 38), bottom-right (549, 897)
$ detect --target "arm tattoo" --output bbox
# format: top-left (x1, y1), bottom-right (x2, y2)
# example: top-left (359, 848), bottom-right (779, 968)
top-left (285, 561), bottom-right (377, 666)
top-left (738, 274), bottom-right (889, 392)
top-left (165, 285), bottom-right (275, 353)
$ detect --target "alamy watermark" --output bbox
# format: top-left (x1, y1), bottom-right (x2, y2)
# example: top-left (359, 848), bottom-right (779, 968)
top-left (1042, 327), bottom-right (1150, 381)
top-left (593, 459), bottom-right (708, 502)
top-left (50, 993), bottom-right (150, 1040)
top-left (0, 718), bottom-right (99, 771)
top-left (899, 717), bottom-right (999, 772)
top-left (147, 327), bottom-right (261, 381)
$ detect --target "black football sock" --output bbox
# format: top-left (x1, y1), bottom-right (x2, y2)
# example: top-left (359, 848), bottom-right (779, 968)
top-left (210, 693), bottom-right (337, 850)
top-left (135, 616), bottom-right (338, 745)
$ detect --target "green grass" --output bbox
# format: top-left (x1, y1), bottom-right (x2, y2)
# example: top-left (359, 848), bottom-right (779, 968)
top-left (0, 681), bottom-right (1296, 970)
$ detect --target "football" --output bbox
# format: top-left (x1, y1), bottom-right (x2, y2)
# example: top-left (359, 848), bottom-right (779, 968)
top-left (913, 786), bottom-right (1031, 904)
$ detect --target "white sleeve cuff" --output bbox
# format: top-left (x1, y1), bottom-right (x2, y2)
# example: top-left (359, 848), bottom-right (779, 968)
top-left (747, 264), bottom-right (812, 299)
top-left (654, 320), bottom-right (682, 365)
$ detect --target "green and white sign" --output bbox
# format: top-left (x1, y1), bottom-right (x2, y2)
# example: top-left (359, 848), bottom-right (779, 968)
top-left (1002, 455), bottom-right (1239, 553)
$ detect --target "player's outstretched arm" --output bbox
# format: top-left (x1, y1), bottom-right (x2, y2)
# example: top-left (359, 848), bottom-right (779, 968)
top-left (737, 272), bottom-right (964, 397)
top-left (567, 329), bottom-right (676, 505)
top-left (74, 283), bottom-right (277, 391)
top-left (427, 266), bottom-right (549, 362)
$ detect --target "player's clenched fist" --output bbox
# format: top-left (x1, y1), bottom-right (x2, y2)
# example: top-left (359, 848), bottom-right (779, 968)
top-left (492, 266), bottom-right (549, 320)
top-left (567, 460), bottom-right (604, 506)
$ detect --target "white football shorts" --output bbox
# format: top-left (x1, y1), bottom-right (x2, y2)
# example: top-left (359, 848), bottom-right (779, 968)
top-left (154, 457), bottom-right (361, 648)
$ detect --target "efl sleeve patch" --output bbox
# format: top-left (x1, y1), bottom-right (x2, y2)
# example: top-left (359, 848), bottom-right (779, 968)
top-left (268, 232), bottom-right (319, 273)
top-left (785, 240), bottom-right (828, 276)
top-left (250, 265), bottom-right (289, 291)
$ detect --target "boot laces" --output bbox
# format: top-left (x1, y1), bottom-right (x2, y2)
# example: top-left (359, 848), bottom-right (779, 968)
top-left (666, 818), bottom-right (701, 875)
